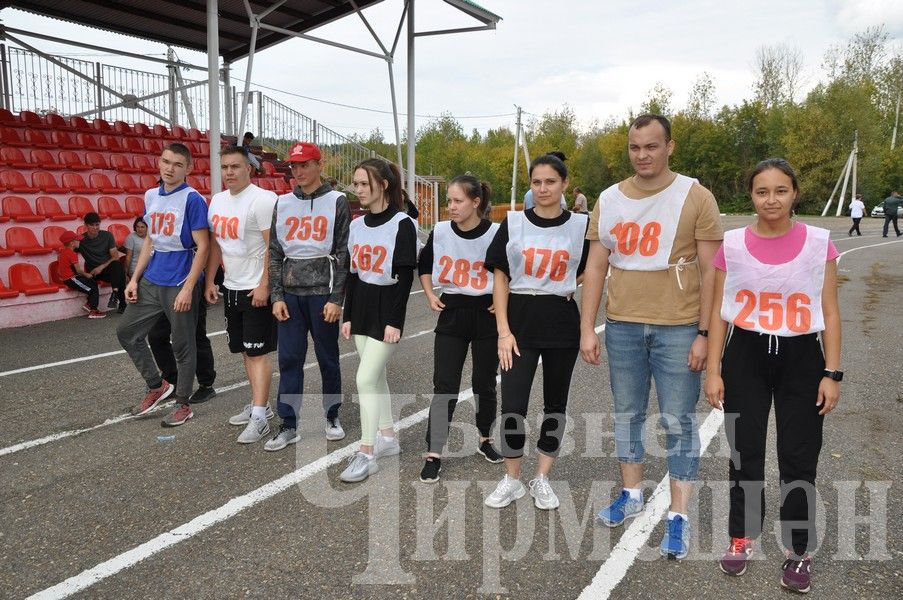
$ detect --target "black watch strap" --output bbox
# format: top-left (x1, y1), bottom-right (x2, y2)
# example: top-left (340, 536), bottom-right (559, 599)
top-left (697, 329), bottom-right (708, 337)
top-left (822, 369), bottom-right (843, 381)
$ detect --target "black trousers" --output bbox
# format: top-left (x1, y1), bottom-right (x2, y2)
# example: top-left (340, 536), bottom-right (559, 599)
top-left (499, 346), bottom-right (578, 458)
top-left (424, 305), bottom-right (499, 453)
top-left (148, 298), bottom-right (216, 392)
top-left (86, 260), bottom-right (126, 304)
top-left (722, 326), bottom-right (825, 556)
top-left (848, 218), bottom-right (862, 236)
top-left (64, 275), bottom-right (99, 309)
top-left (883, 214), bottom-right (900, 236)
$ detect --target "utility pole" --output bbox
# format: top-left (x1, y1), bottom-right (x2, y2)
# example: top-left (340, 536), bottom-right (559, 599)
top-left (510, 105), bottom-right (522, 210)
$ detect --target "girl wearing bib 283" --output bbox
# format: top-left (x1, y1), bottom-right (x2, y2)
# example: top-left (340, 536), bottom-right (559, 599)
top-left (705, 159), bottom-right (841, 594)
top-left (418, 175), bottom-right (502, 484)
top-left (339, 158), bottom-right (418, 483)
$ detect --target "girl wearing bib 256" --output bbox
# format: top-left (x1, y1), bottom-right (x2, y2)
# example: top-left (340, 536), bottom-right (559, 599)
top-left (339, 158), bottom-right (418, 483)
top-left (705, 159), bottom-right (841, 594)
top-left (418, 175), bottom-right (502, 484)
top-left (483, 154), bottom-right (588, 511)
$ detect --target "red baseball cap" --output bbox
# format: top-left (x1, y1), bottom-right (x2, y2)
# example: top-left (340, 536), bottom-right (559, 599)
top-left (59, 231), bottom-right (82, 244)
top-left (286, 142), bottom-right (322, 163)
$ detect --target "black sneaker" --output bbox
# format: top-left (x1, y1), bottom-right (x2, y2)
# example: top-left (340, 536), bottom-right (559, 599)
top-left (419, 457), bottom-right (441, 483)
top-left (107, 295), bottom-right (119, 310)
top-left (189, 385), bottom-right (217, 404)
top-left (478, 440), bottom-right (504, 463)
top-left (117, 302), bottom-right (126, 314)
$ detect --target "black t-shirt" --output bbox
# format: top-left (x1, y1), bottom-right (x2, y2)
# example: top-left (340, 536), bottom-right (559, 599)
top-left (418, 219), bottom-right (494, 310)
top-left (343, 206), bottom-right (417, 339)
top-left (484, 209), bottom-right (589, 349)
top-left (77, 230), bottom-right (116, 268)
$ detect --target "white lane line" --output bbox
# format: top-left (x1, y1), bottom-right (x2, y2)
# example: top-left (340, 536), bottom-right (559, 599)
top-left (27, 324), bottom-right (605, 600)
top-left (837, 238), bottom-right (902, 266)
top-left (0, 329), bottom-right (433, 458)
top-left (575, 408), bottom-right (725, 600)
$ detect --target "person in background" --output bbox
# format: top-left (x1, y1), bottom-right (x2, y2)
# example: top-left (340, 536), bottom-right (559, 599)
top-left (881, 191), bottom-right (902, 237)
top-left (573, 187), bottom-right (589, 214)
top-left (56, 230), bottom-right (105, 319)
top-left (77, 212), bottom-right (126, 313)
top-left (124, 216), bottom-right (148, 279)
top-left (242, 131), bottom-right (263, 173)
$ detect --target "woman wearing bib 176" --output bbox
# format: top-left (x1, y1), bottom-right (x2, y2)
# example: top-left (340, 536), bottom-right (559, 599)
top-left (705, 158), bottom-right (841, 594)
top-left (418, 175), bottom-right (502, 483)
top-left (483, 154), bottom-right (589, 510)
top-left (339, 158), bottom-right (418, 483)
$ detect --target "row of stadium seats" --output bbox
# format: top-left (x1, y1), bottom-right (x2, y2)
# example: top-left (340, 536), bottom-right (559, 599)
top-left (0, 109), bottom-right (209, 142)
top-left (1, 127), bottom-right (213, 157)
top-left (2, 223), bottom-right (132, 255)
top-left (0, 260), bottom-right (119, 298)
top-left (2, 195), bottom-right (144, 222)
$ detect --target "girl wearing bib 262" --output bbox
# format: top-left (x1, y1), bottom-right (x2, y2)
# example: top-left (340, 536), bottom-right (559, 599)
top-left (339, 158), bottom-right (418, 483)
top-left (418, 175), bottom-right (502, 484)
top-left (705, 159), bottom-right (841, 594)
top-left (483, 154), bottom-right (588, 511)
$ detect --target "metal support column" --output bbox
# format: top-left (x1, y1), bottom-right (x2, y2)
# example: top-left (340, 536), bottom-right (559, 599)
top-left (0, 44), bottom-right (10, 111)
top-left (94, 62), bottom-right (103, 119)
top-left (405, 0), bottom-right (416, 195)
top-left (207, 0), bottom-right (222, 194)
top-left (237, 18), bottom-right (258, 138)
top-left (167, 47), bottom-right (178, 126)
top-left (510, 105), bottom-right (521, 210)
top-left (222, 61), bottom-right (233, 136)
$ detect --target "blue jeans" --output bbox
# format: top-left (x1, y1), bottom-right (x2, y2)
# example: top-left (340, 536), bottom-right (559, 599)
top-left (605, 319), bottom-right (701, 481)
top-left (276, 293), bottom-right (342, 429)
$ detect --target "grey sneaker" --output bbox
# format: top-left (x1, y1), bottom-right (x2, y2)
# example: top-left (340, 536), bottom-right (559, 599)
top-left (229, 403), bottom-right (274, 426)
top-left (374, 434), bottom-right (401, 458)
top-left (325, 417), bottom-right (346, 441)
top-left (237, 415), bottom-right (270, 444)
top-left (528, 475), bottom-right (560, 510)
top-left (484, 475), bottom-right (526, 508)
top-left (340, 452), bottom-right (379, 483)
top-left (263, 424), bottom-right (300, 452)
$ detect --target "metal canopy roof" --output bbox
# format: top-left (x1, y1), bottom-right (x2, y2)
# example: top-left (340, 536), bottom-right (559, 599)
top-left (0, 0), bottom-right (386, 63)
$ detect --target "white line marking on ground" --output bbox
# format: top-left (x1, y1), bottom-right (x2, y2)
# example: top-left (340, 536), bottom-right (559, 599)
top-left (575, 408), bottom-right (725, 600)
top-left (0, 329), bottom-right (433, 458)
top-left (27, 324), bottom-right (605, 600)
top-left (836, 238), bottom-right (902, 266)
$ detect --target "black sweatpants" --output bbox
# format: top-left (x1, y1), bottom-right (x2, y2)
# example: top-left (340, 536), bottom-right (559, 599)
top-left (848, 218), bottom-right (862, 236)
top-left (86, 260), bottom-right (126, 305)
top-left (149, 298), bottom-right (216, 392)
top-left (424, 305), bottom-right (498, 454)
top-left (721, 326), bottom-right (825, 556)
top-left (64, 275), bottom-right (99, 309)
top-left (499, 346), bottom-right (579, 458)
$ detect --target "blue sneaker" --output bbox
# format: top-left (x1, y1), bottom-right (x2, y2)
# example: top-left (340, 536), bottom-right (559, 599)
top-left (660, 515), bottom-right (690, 559)
top-left (597, 490), bottom-right (644, 527)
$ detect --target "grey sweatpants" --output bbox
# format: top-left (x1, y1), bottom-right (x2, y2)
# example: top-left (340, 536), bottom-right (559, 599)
top-left (116, 278), bottom-right (200, 399)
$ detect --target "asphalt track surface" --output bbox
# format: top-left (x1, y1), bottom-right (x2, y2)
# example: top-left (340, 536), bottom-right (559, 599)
top-left (0, 216), bottom-right (900, 599)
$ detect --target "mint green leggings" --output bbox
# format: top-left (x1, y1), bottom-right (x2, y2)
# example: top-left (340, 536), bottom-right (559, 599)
top-left (353, 335), bottom-right (397, 446)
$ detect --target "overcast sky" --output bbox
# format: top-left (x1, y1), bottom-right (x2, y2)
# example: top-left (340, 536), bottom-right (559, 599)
top-left (3, 0), bottom-right (903, 140)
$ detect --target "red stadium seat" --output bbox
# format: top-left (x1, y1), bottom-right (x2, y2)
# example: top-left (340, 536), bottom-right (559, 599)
top-left (110, 154), bottom-right (139, 173)
top-left (171, 125), bottom-right (190, 140)
top-left (257, 179), bottom-right (276, 192)
top-left (101, 135), bottom-right (127, 153)
top-left (261, 161), bottom-right (277, 177)
top-left (47, 260), bottom-right (67, 288)
top-left (78, 133), bottom-right (103, 152)
top-left (143, 139), bottom-right (163, 155)
top-left (194, 157), bottom-right (210, 174)
top-left (33, 171), bottom-right (68, 194)
top-left (98, 196), bottom-right (131, 219)
top-left (26, 129), bottom-right (56, 148)
top-left (133, 154), bottom-right (158, 174)
top-left (2, 196), bottom-right (44, 222)
top-left (30, 149), bottom-right (63, 170)
top-left (6, 227), bottom-right (52, 255)
top-left (123, 136), bottom-right (146, 154)
top-left (83, 151), bottom-right (109, 170)
top-left (51, 130), bottom-right (83, 149)
top-left (0, 108), bottom-right (18, 126)
top-left (188, 175), bottom-right (209, 195)
top-left (20, 110), bottom-right (51, 129)
top-left (1, 147), bottom-right (31, 168)
top-left (36, 196), bottom-right (77, 221)
top-left (139, 174), bottom-right (159, 189)
top-left (115, 173), bottom-right (144, 193)
top-left (1, 170), bottom-right (39, 193)
top-left (273, 177), bottom-right (291, 194)
top-left (125, 195), bottom-right (146, 216)
top-left (68, 115), bottom-right (93, 131)
top-left (59, 150), bottom-right (91, 171)
top-left (114, 121), bottom-right (138, 136)
top-left (0, 281), bottom-right (19, 298)
top-left (76, 224), bottom-right (88, 236)
top-left (0, 127), bottom-right (27, 147)
top-left (152, 124), bottom-right (171, 139)
top-left (9, 263), bottom-right (59, 295)
top-left (89, 173), bottom-right (120, 193)
top-left (92, 118), bottom-right (114, 134)
top-left (68, 196), bottom-right (95, 218)
top-left (107, 223), bottom-right (130, 245)
top-left (43, 225), bottom-right (68, 249)
top-left (44, 113), bottom-right (74, 130)
top-left (133, 122), bottom-right (151, 137)
top-left (61, 173), bottom-right (93, 194)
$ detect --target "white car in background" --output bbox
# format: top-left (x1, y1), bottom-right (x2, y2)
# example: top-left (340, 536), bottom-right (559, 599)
top-left (870, 204), bottom-right (903, 218)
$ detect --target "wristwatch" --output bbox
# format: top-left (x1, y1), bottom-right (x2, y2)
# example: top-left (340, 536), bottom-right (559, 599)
top-left (822, 369), bottom-right (844, 381)
top-left (697, 329), bottom-right (708, 337)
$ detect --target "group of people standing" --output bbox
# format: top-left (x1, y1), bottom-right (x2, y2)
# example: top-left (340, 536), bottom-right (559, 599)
top-left (104, 112), bottom-right (841, 595)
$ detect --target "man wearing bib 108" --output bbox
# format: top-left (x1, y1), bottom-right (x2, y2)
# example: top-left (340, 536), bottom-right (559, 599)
top-left (580, 114), bottom-right (723, 559)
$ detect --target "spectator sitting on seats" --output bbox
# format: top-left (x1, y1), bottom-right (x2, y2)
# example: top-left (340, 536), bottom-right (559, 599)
top-left (57, 230), bottom-right (105, 319)
top-left (77, 212), bottom-right (127, 313)
top-left (124, 216), bottom-right (147, 279)
top-left (241, 131), bottom-right (263, 172)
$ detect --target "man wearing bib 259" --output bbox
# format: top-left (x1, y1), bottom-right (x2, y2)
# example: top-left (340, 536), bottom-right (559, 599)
top-left (580, 114), bottom-right (723, 559)
top-left (266, 142), bottom-right (350, 451)
top-left (117, 143), bottom-right (210, 426)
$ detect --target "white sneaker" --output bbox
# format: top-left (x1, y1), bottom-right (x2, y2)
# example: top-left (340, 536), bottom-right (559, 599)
top-left (229, 403), bottom-right (274, 426)
top-left (263, 425), bottom-right (300, 452)
top-left (484, 475), bottom-right (526, 508)
top-left (528, 475), bottom-right (560, 510)
top-left (236, 415), bottom-right (270, 444)
top-left (340, 452), bottom-right (379, 483)
top-left (374, 434), bottom-right (401, 458)
top-left (325, 417), bottom-right (346, 441)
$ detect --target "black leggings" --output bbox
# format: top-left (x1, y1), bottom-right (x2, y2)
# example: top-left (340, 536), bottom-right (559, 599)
top-left (499, 346), bottom-right (579, 458)
top-left (848, 218), bottom-right (862, 236)
top-left (722, 326), bottom-right (825, 556)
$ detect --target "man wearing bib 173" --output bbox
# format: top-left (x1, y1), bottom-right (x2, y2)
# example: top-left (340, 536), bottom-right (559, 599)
top-left (117, 143), bottom-right (210, 426)
top-left (580, 114), bottom-right (723, 559)
top-left (267, 142), bottom-right (350, 451)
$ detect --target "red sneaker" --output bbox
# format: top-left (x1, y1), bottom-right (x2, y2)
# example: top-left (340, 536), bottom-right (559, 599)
top-left (162, 403), bottom-right (193, 427)
top-left (87, 309), bottom-right (106, 319)
top-left (81, 302), bottom-right (92, 313)
top-left (131, 381), bottom-right (173, 416)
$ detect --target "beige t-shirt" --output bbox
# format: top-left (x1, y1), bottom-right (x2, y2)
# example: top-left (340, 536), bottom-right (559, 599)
top-left (586, 173), bottom-right (723, 325)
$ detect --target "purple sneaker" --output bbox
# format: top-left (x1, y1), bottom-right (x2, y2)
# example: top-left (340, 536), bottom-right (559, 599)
top-left (780, 557), bottom-right (812, 594)
top-left (719, 537), bottom-right (755, 576)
